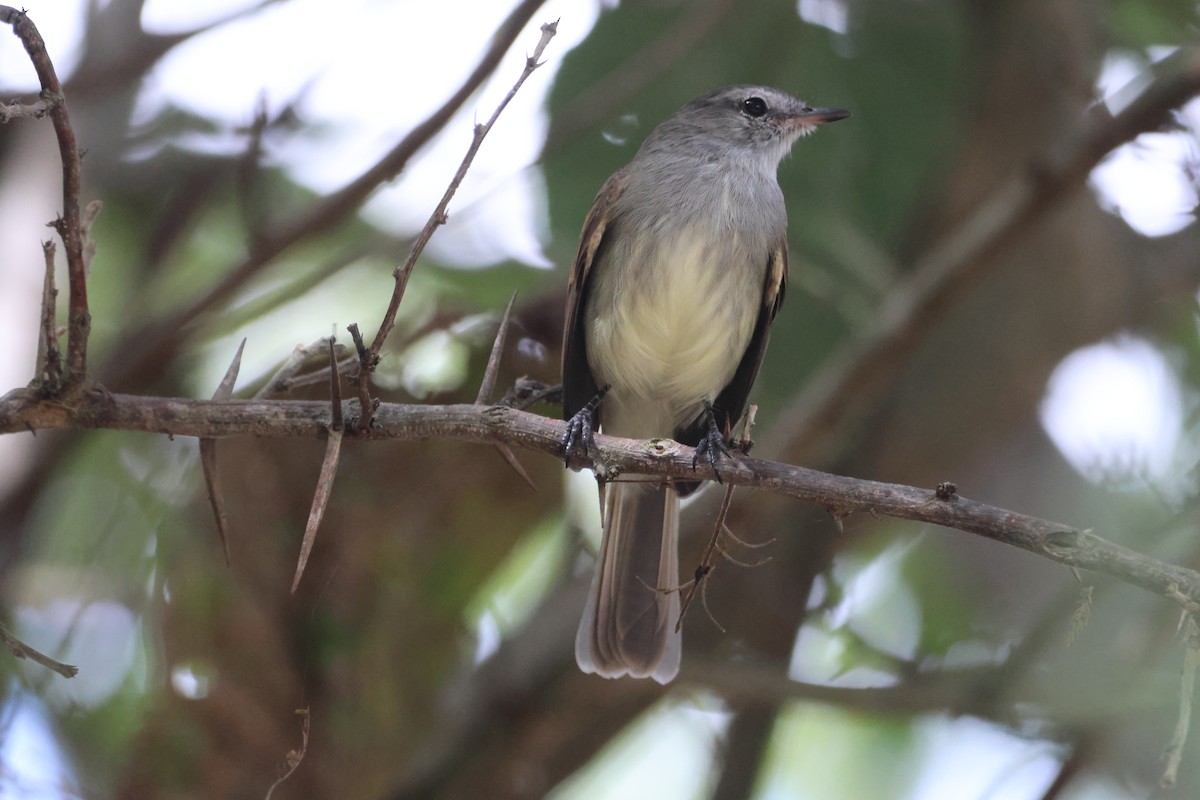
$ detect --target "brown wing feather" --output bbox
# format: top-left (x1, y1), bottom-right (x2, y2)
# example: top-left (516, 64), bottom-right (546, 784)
top-left (562, 169), bottom-right (629, 420)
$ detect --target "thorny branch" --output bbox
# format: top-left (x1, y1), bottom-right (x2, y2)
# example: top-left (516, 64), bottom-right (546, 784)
top-left (1, 6), bottom-right (90, 379)
top-left (4, 389), bottom-right (1200, 613)
top-left (353, 19), bottom-right (560, 430)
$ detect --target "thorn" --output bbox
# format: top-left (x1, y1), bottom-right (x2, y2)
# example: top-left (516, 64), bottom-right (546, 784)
top-left (200, 337), bottom-right (246, 565)
top-left (493, 443), bottom-right (536, 491)
top-left (476, 290), bottom-right (517, 405)
top-left (292, 428), bottom-right (344, 593)
top-left (213, 339), bottom-right (247, 401)
top-left (327, 336), bottom-right (343, 431)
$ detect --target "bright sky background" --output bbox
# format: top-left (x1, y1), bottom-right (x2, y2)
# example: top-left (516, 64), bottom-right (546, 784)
top-left (0, 1), bottom-right (1197, 798)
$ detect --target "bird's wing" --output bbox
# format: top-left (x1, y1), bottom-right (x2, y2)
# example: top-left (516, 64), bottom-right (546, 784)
top-left (688, 235), bottom-right (788, 444)
top-left (561, 168), bottom-right (629, 420)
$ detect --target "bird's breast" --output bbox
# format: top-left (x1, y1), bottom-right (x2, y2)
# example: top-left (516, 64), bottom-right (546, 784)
top-left (584, 224), bottom-right (766, 436)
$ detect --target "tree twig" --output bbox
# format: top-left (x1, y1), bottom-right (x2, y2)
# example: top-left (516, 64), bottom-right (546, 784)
top-left (94, 0), bottom-right (552, 395)
top-left (36, 241), bottom-right (62, 391)
top-left (0, 620), bottom-right (78, 679)
top-left (1162, 617), bottom-right (1200, 788)
top-left (5, 389), bottom-right (1200, 610)
top-left (355, 19), bottom-right (559, 430)
top-left (1, 6), bottom-right (90, 380)
top-left (265, 707), bottom-right (310, 800)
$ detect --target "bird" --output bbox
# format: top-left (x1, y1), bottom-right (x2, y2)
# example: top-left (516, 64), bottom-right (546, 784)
top-left (561, 85), bottom-right (849, 683)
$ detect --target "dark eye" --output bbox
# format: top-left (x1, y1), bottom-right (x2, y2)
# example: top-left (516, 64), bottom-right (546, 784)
top-left (740, 96), bottom-right (767, 117)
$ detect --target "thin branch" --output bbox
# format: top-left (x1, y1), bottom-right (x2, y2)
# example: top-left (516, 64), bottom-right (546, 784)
top-left (1162, 618), bottom-right (1200, 788)
top-left (355, 20), bottom-right (559, 430)
top-left (0, 96), bottom-right (55, 121)
top-left (5, 390), bottom-right (1200, 609)
top-left (1, 7), bottom-right (90, 379)
top-left (0, 621), bottom-right (78, 679)
top-left (265, 707), bottom-right (310, 800)
top-left (36, 241), bottom-right (62, 391)
top-left (94, 0), bottom-right (551, 395)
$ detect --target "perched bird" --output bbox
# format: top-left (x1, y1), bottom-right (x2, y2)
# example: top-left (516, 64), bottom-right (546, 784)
top-left (562, 85), bottom-right (848, 683)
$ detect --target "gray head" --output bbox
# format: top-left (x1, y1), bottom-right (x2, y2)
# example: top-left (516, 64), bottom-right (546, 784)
top-left (642, 85), bottom-right (849, 168)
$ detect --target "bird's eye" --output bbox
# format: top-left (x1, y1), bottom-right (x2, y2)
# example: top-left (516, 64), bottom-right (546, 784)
top-left (740, 96), bottom-right (768, 118)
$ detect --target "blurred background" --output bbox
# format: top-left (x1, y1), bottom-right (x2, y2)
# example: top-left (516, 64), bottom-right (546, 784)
top-left (1, 0), bottom-right (1200, 797)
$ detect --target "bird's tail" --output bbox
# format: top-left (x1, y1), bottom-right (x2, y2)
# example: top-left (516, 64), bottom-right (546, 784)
top-left (575, 478), bottom-right (681, 683)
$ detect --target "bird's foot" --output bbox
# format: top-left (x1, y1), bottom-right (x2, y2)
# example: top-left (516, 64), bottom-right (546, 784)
top-left (692, 401), bottom-right (732, 483)
top-left (561, 385), bottom-right (609, 467)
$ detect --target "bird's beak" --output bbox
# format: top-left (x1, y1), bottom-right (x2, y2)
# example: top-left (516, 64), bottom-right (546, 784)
top-left (798, 107), bottom-right (851, 125)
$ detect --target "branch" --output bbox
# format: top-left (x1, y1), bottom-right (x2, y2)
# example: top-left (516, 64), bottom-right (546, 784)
top-left (1, 7), bottom-right (90, 379)
top-left (354, 19), bottom-right (558, 429)
top-left (0, 620), bottom-right (78, 679)
top-left (97, 0), bottom-right (551, 397)
top-left (4, 389), bottom-right (1200, 608)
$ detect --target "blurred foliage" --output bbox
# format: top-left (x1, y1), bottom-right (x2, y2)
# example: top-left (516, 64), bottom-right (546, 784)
top-left (1, 0), bottom-right (1199, 798)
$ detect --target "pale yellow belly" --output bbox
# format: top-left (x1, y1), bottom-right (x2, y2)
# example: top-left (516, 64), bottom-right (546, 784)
top-left (585, 231), bottom-right (761, 436)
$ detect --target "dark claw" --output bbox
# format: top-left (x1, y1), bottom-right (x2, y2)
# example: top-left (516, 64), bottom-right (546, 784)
top-left (692, 401), bottom-right (732, 483)
top-left (561, 385), bottom-right (609, 467)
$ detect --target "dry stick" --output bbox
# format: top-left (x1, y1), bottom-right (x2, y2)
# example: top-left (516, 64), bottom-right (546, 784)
top-left (0, 621), bottom-right (77, 679)
top-left (0, 96), bottom-right (54, 121)
top-left (0, 7), bottom-right (89, 379)
top-left (12, 393), bottom-right (1200, 609)
top-left (200, 338), bottom-right (247, 565)
top-left (676, 406), bottom-right (759, 631)
top-left (477, 292), bottom-right (536, 489)
top-left (290, 339), bottom-right (344, 592)
top-left (265, 708), bottom-right (310, 800)
top-left (1162, 618), bottom-right (1200, 788)
top-left (355, 20), bottom-right (560, 431)
top-left (93, 0), bottom-right (551, 396)
top-left (676, 486), bottom-right (735, 633)
top-left (36, 241), bottom-right (62, 390)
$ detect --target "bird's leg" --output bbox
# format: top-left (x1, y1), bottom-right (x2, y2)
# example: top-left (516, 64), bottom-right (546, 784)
top-left (693, 400), bottom-right (733, 483)
top-left (561, 385), bottom-right (610, 467)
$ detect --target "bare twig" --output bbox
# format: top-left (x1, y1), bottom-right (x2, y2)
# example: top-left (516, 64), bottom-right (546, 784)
top-left (95, 0), bottom-right (551, 395)
top-left (355, 20), bottom-right (559, 430)
top-left (676, 485), bottom-right (735, 633)
top-left (7, 391), bottom-right (1200, 611)
top-left (1, 7), bottom-right (90, 379)
top-left (0, 96), bottom-right (56, 121)
top-left (0, 621), bottom-right (78, 678)
top-left (676, 405), bottom-right (760, 630)
top-left (265, 707), bottom-right (310, 800)
top-left (200, 339), bottom-right (246, 565)
top-left (36, 241), bottom-right (62, 391)
top-left (1162, 618), bottom-right (1200, 788)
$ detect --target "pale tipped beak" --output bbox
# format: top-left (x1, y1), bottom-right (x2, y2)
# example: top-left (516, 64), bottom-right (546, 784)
top-left (798, 107), bottom-right (850, 125)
